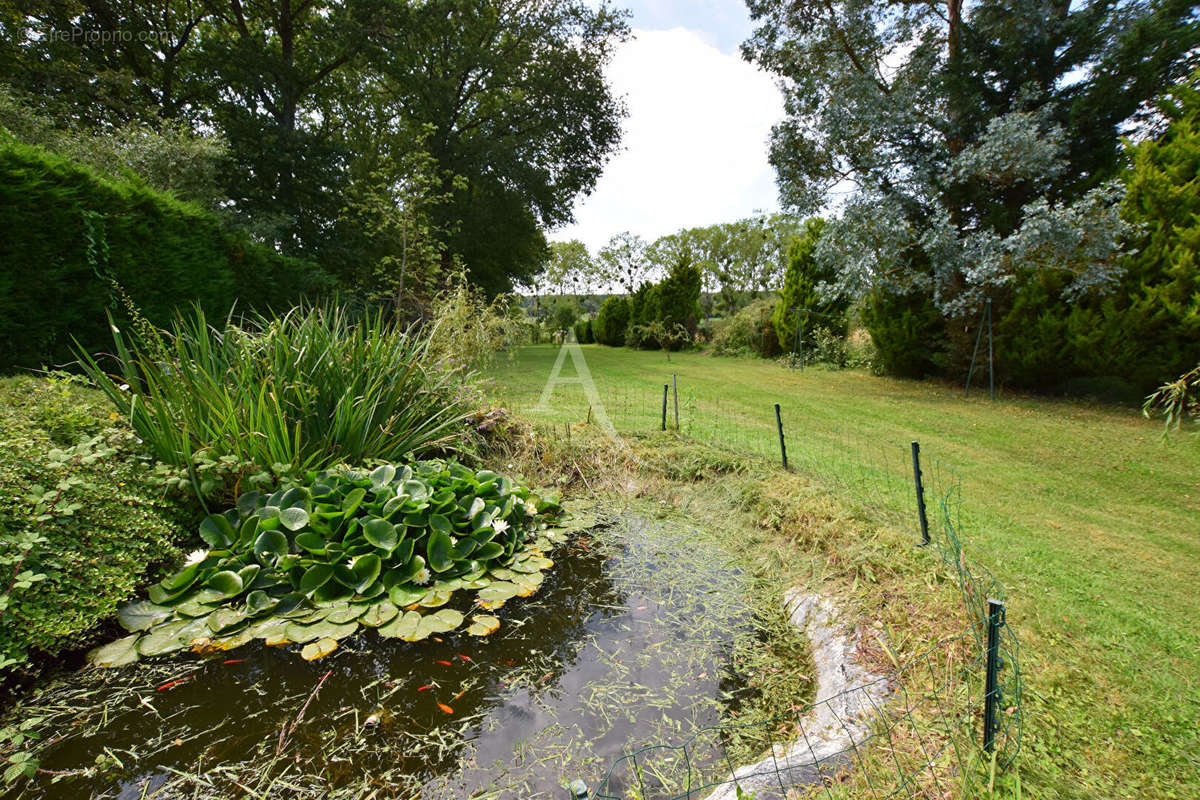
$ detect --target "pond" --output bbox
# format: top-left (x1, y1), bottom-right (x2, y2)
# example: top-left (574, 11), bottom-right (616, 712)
top-left (6, 512), bottom-right (795, 800)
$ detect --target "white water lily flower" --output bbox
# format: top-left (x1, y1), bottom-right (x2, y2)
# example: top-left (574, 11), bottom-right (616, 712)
top-left (413, 567), bottom-right (432, 585)
top-left (492, 519), bottom-right (510, 535)
top-left (184, 549), bottom-right (208, 566)
top-left (524, 501), bottom-right (537, 517)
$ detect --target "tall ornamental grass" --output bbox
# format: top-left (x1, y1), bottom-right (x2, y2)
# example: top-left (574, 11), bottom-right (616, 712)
top-left (77, 305), bottom-right (474, 493)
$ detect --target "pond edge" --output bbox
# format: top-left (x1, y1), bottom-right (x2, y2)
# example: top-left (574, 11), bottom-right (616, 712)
top-left (704, 589), bottom-right (889, 799)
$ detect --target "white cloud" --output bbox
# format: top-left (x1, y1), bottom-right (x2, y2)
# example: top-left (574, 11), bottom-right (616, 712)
top-left (550, 27), bottom-right (784, 254)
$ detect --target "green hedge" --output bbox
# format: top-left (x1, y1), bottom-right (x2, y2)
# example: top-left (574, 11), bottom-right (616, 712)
top-left (0, 141), bottom-right (330, 371)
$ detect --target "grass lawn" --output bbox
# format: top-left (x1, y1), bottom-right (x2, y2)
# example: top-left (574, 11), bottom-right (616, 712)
top-left (486, 344), bottom-right (1200, 800)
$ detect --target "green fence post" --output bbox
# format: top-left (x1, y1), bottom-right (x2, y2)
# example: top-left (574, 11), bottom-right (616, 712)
top-left (983, 598), bottom-right (1006, 754)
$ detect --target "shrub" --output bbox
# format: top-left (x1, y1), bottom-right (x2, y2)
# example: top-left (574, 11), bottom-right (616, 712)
top-left (0, 376), bottom-right (190, 671)
top-left (424, 272), bottom-right (525, 371)
top-left (550, 298), bottom-right (579, 336)
top-left (626, 282), bottom-right (662, 348)
top-left (77, 304), bottom-right (474, 503)
top-left (711, 298), bottom-right (781, 357)
top-left (594, 295), bottom-right (631, 346)
top-left (772, 218), bottom-right (850, 352)
top-left (0, 140), bottom-right (329, 372)
top-left (655, 261), bottom-right (702, 344)
top-left (861, 289), bottom-right (946, 378)
top-left (573, 319), bottom-right (594, 343)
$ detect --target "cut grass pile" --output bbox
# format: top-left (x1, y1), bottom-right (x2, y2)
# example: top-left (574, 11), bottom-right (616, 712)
top-left (486, 344), bottom-right (1200, 800)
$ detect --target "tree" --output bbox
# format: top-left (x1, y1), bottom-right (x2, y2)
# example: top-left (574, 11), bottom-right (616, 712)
top-left (744, 0), bottom-right (1200, 385)
top-left (654, 261), bottom-right (702, 344)
top-left (545, 240), bottom-right (595, 296)
top-left (593, 295), bottom-right (631, 346)
top-left (598, 231), bottom-right (652, 294)
top-left (772, 218), bottom-right (851, 352)
top-left (365, 0), bottom-right (629, 295)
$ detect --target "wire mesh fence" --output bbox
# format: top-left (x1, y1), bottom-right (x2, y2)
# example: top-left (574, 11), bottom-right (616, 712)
top-left (500, 372), bottom-right (1021, 800)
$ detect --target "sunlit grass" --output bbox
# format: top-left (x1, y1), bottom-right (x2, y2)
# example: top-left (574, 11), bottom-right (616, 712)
top-left (486, 344), bottom-right (1200, 800)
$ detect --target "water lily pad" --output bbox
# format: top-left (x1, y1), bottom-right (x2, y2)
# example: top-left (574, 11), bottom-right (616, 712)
top-left (426, 529), bottom-right (454, 572)
top-left (117, 601), bottom-right (172, 633)
top-left (174, 598), bottom-right (221, 618)
top-left (279, 507), bottom-right (309, 532)
top-left (363, 519), bottom-right (398, 552)
top-left (88, 634), bottom-right (141, 667)
top-left (420, 608), bottom-right (463, 634)
top-left (388, 583), bottom-right (425, 607)
top-left (301, 637), bottom-right (339, 661)
top-left (195, 570), bottom-right (244, 603)
top-left (377, 610), bottom-right (421, 639)
top-left (472, 542), bottom-right (504, 561)
top-left (359, 601), bottom-right (398, 628)
top-left (299, 563), bottom-right (334, 594)
top-left (254, 530), bottom-right (289, 560)
top-left (160, 563), bottom-right (203, 593)
top-left (206, 607), bottom-right (247, 633)
top-left (369, 464), bottom-right (396, 489)
top-left (341, 487), bottom-right (367, 517)
top-left (211, 628), bottom-right (255, 650)
top-left (137, 620), bottom-right (195, 656)
top-left (295, 532), bottom-right (327, 554)
top-left (466, 615), bottom-right (501, 637)
top-left (326, 604), bottom-right (367, 624)
top-left (246, 590), bottom-right (277, 614)
top-left (417, 588), bottom-right (452, 608)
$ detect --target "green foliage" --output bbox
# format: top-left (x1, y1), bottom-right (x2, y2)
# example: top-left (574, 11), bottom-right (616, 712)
top-left (860, 290), bottom-right (946, 378)
top-left (711, 298), bottom-right (781, 357)
top-left (76, 305), bottom-right (474, 503)
top-left (625, 282), bottom-right (662, 348)
top-left (593, 296), bottom-right (632, 346)
top-left (550, 298), bottom-right (580, 334)
top-left (772, 218), bottom-right (849, 351)
top-left (0, 376), bottom-right (189, 671)
top-left (573, 319), bottom-right (594, 344)
top-left (424, 272), bottom-right (526, 371)
top-left (0, 140), bottom-right (329, 372)
top-left (1144, 364), bottom-right (1200, 434)
top-left (88, 462), bottom-right (571, 665)
top-left (653, 261), bottom-right (703, 346)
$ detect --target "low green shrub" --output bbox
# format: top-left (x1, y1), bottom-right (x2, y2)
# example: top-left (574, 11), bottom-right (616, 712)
top-left (0, 376), bottom-right (191, 671)
top-left (88, 461), bottom-right (569, 666)
top-left (594, 296), bottom-right (631, 345)
top-left (573, 319), bottom-right (594, 343)
top-left (711, 298), bottom-right (781, 357)
top-left (78, 304), bottom-right (475, 503)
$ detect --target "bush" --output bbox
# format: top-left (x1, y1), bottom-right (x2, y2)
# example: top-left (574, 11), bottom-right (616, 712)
top-left (77, 304), bottom-right (475, 503)
top-left (0, 140), bottom-right (330, 372)
top-left (626, 282), bottom-right (662, 348)
top-left (655, 261), bottom-right (702, 344)
top-left (0, 375), bottom-right (191, 671)
top-left (573, 319), bottom-right (593, 343)
top-left (550, 298), bottom-right (579, 336)
top-left (593, 296), bottom-right (631, 345)
top-left (772, 218), bottom-right (850, 352)
top-left (711, 298), bottom-right (781, 357)
top-left (861, 290), bottom-right (946, 378)
top-left (424, 272), bottom-right (525, 371)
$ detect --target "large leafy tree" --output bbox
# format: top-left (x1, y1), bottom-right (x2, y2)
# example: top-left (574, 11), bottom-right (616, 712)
top-left (744, 0), bottom-right (1200, 385)
top-left (365, 0), bottom-right (628, 294)
top-left (0, 0), bottom-right (628, 295)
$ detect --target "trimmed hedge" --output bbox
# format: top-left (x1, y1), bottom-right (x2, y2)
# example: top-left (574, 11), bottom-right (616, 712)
top-left (0, 141), bottom-right (330, 371)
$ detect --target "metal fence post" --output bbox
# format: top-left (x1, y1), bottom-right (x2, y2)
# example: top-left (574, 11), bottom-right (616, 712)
top-left (911, 441), bottom-right (930, 546)
top-left (774, 403), bottom-right (788, 469)
top-left (983, 598), bottom-right (1006, 754)
top-left (672, 373), bottom-right (679, 431)
top-left (661, 384), bottom-right (668, 431)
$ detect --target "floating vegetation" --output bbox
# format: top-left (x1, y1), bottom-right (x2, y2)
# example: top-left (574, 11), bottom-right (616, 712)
top-left (88, 461), bottom-right (574, 666)
top-left (6, 508), bottom-right (812, 800)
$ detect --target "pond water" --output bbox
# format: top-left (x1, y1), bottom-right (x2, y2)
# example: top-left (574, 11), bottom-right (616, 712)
top-left (7, 514), bottom-right (775, 800)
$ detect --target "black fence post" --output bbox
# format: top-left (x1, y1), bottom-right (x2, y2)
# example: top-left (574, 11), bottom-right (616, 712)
top-left (983, 598), bottom-right (1006, 754)
top-left (661, 384), bottom-right (668, 431)
top-left (911, 441), bottom-right (930, 546)
top-left (774, 403), bottom-right (788, 469)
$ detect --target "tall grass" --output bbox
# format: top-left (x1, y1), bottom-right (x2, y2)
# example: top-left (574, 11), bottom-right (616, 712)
top-left (77, 304), bottom-right (475, 492)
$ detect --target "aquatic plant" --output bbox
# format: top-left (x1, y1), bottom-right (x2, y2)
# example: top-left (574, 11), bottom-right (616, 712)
top-left (88, 461), bottom-right (573, 665)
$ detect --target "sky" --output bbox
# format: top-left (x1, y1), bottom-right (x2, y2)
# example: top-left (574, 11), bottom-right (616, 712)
top-left (549, 1), bottom-right (785, 253)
